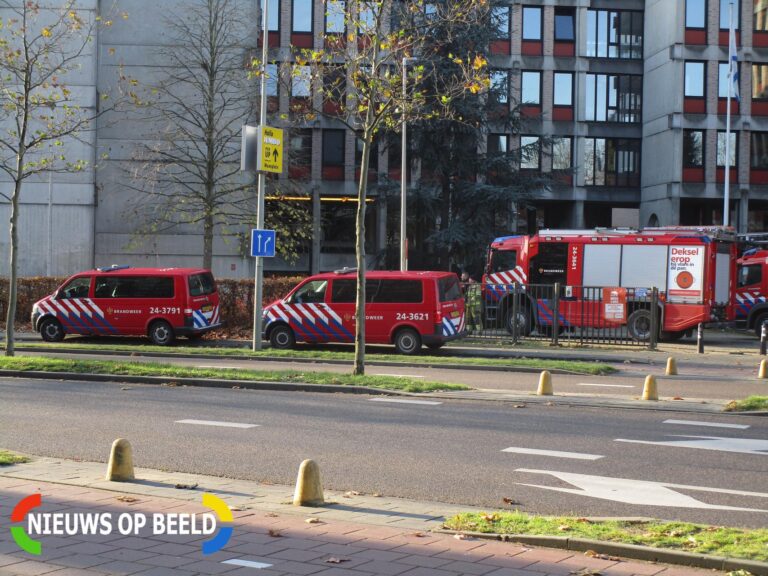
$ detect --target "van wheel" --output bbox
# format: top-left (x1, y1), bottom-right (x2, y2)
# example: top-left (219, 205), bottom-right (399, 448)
top-left (627, 309), bottom-right (653, 342)
top-left (753, 313), bottom-right (768, 338)
top-left (40, 318), bottom-right (65, 342)
top-left (149, 320), bottom-right (175, 346)
top-left (269, 324), bottom-right (295, 349)
top-left (394, 328), bottom-right (421, 355)
top-left (504, 306), bottom-right (531, 336)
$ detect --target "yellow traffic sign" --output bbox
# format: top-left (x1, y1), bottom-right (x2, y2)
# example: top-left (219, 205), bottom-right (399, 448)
top-left (258, 126), bottom-right (283, 174)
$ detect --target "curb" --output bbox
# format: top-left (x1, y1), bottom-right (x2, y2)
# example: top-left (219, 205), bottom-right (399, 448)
top-left (13, 346), bottom-right (609, 376)
top-left (435, 530), bottom-right (768, 575)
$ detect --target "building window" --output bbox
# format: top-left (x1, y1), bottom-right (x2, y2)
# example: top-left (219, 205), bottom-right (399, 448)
top-left (521, 71), bottom-right (541, 105)
top-left (684, 61), bottom-right (706, 97)
top-left (585, 74), bottom-right (642, 123)
top-left (491, 6), bottom-right (510, 40)
top-left (322, 129), bottom-right (345, 180)
top-left (490, 70), bottom-right (509, 105)
top-left (522, 6), bottom-right (542, 40)
top-left (261, 0), bottom-right (279, 31)
top-left (686, 0), bottom-right (706, 28)
top-left (753, 64), bottom-right (768, 99)
top-left (265, 63), bottom-right (278, 97)
top-left (552, 137), bottom-right (572, 170)
top-left (586, 10), bottom-right (643, 59)
top-left (757, 0), bottom-right (768, 31)
top-left (683, 130), bottom-right (704, 167)
top-left (718, 61), bottom-right (740, 98)
top-left (520, 136), bottom-right (540, 170)
top-left (293, 0), bottom-right (312, 32)
top-left (291, 64), bottom-right (311, 97)
top-left (751, 132), bottom-right (768, 168)
top-left (584, 138), bottom-right (641, 186)
top-left (488, 133), bottom-right (509, 154)
top-left (289, 129), bottom-right (312, 179)
top-left (554, 7), bottom-right (575, 41)
top-left (720, 0), bottom-right (740, 29)
top-left (326, 0), bottom-right (346, 33)
top-left (717, 131), bottom-right (737, 166)
top-left (358, 3), bottom-right (375, 33)
top-left (554, 73), bottom-right (573, 106)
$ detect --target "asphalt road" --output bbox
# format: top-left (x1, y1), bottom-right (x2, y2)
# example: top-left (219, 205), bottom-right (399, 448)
top-left (1, 376), bottom-right (766, 527)
top-left (13, 349), bottom-right (768, 402)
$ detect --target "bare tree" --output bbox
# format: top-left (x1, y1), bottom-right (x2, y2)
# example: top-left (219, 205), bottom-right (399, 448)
top-left (264, 0), bottom-right (489, 374)
top-left (0, 0), bottom-right (128, 356)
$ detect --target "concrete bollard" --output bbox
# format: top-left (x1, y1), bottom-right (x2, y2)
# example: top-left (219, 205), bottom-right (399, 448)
top-left (642, 375), bottom-right (658, 401)
top-left (537, 370), bottom-right (553, 396)
top-left (759, 359), bottom-right (768, 379)
top-left (293, 459), bottom-right (324, 506)
top-left (105, 439), bottom-right (135, 482)
top-left (665, 357), bottom-right (678, 376)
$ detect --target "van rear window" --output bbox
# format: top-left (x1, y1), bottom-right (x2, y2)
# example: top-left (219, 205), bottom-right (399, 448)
top-left (438, 276), bottom-right (461, 302)
top-left (189, 273), bottom-right (216, 297)
top-left (94, 276), bottom-right (174, 299)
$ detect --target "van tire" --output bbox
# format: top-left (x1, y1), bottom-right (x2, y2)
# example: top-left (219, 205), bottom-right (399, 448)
top-left (148, 320), bottom-right (175, 346)
top-left (627, 309), bottom-right (653, 342)
top-left (394, 328), bottom-right (421, 355)
top-left (504, 306), bottom-right (531, 336)
top-left (40, 318), bottom-right (64, 342)
top-left (269, 324), bottom-right (295, 349)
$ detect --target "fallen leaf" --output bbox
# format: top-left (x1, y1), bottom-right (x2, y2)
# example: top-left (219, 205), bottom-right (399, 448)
top-left (483, 514), bottom-right (499, 522)
top-left (672, 396), bottom-right (684, 401)
top-left (513, 404), bottom-right (526, 408)
top-left (343, 490), bottom-right (362, 497)
top-left (576, 518), bottom-right (591, 523)
top-left (325, 557), bottom-right (349, 564)
top-left (306, 518), bottom-right (322, 524)
top-left (268, 529), bottom-right (282, 537)
top-left (502, 497), bottom-right (519, 505)
top-left (454, 533), bottom-right (469, 540)
top-left (571, 570), bottom-right (602, 576)
top-left (229, 505), bottom-right (248, 512)
top-left (116, 496), bottom-right (137, 502)
top-left (174, 483), bottom-right (198, 490)
top-left (264, 512), bottom-right (279, 517)
top-left (410, 532), bottom-right (425, 537)
top-left (372, 492), bottom-right (382, 497)
top-left (162, 382), bottom-right (178, 387)
top-left (558, 524), bottom-right (572, 532)
top-left (584, 550), bottom-right (598, 557)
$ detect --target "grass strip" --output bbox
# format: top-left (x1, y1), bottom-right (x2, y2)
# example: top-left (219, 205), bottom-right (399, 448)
top-left (0, 356), bottom-right (467, 393)
top-left (724, 396), bottom-right (768, 412)
top-left (0, 450), bottom-right (29, 466)
top-left (445, 512), bottom-right (768, 562)
top-left (19, 342), bottom-right (615, 375)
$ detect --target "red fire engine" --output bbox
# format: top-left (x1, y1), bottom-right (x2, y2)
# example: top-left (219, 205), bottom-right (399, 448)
top-left (735, 248), bottom-right (768, 335)
top-left (482, 227), bottom-right (737, 341)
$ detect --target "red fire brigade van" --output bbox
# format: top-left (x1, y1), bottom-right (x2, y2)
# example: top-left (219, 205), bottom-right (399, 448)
top-left (263, 270), bottom-right (465, 354)
top-left (483, 227), bottom-right (736, 341)
top-left (32, 266), bottom-right (221, 345)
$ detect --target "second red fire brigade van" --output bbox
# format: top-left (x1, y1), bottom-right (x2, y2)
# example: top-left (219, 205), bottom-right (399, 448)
top-left (32, 266), bottom-right (221, 345)
top-left (263, 269), bottom-right (465, 354)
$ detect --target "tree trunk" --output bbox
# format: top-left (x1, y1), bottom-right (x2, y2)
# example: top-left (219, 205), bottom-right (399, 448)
top-left (5, 176), bottom-right (23, 357)
top-left (353, 134), bottom-right (373, 376)
top-left (203, 208), bottom-right (214, 270)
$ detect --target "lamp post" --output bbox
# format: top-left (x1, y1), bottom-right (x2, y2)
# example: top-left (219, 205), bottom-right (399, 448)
top-left (400, 57), bottom-right (417, 272)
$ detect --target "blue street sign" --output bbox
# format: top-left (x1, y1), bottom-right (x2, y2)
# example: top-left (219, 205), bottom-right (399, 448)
top-left (250, 229), bottom-right (276, 258)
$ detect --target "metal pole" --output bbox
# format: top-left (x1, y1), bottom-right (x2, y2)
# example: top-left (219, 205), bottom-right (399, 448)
top-left (724, 0), bottom-right (734, 227)
top-left (252, 0), bottom-right (270, 351)
top-left (697, 322), bottom-right (704, 354)
top-left (761, 322), bottom-right (767, 355)
top-left (400, 57), bottom-right (408, 271)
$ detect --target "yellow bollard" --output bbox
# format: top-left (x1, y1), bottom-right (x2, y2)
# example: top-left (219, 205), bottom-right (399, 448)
top-left (105, 439), bottom-right (135, 482)
top-left (537, 370), bottom-right (553, 396)
top-left (759, 359), bottom-right (768, 379)
top-left (665, 357), bottom-right (678, 376)
top-left (293, 459), bottom-right (324, 506)
top-left (642, 375), bottom-right (658, 401)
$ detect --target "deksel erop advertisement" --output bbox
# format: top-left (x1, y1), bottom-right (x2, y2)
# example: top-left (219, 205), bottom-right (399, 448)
top-left (667, 245), bottom-right (704, 302)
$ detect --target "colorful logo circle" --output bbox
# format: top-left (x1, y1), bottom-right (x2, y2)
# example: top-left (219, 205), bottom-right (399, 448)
top-left (676, 271), bottom-right (694, 289)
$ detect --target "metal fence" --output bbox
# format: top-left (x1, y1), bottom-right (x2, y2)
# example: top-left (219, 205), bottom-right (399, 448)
top-left (462, 282), bottom-right (659, 349)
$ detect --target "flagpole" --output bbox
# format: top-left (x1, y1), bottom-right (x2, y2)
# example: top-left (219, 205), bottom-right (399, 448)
top-left (724, 0), bottom-right (734, 227)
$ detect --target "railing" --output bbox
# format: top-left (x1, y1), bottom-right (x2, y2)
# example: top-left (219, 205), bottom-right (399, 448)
top-left (463, 282), bottom-right (659, 349)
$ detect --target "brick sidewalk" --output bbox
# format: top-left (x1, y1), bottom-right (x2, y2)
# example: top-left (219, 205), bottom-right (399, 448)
top-left (0, 466), bottom-right (724, 576)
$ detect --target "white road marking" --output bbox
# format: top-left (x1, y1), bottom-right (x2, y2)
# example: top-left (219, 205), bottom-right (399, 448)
top-left (502, 447), bottom-right (604, 460)
top-left (369, 398), bottom-right (442, 406)
top-left (516, 469), bottom-right (768, 512)
top-left (663, 419), bottom-right (750, 430)
top-left (175, 419), bottom-right (259, 429)
top-left (373, 373), bottom-right (425, 379)
top-left (577, 383), bottom-right (635, 389)
top-left (222, 559), bottom-right (273, 569)
top-left (615, 435), bottom-right (768, 455)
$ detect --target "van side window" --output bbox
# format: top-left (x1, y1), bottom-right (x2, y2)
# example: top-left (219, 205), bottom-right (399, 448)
top-left (60, 277), bottom-right (91, 299)
top-left (738, 265), bottom-right (762, 288)
top-left (189, 273), bottom-right (216, 296)
top-left (290, 280), bottom-right (328, 304)
top-left (94, 276), bottom-right (174, 298)
top-left (438, 276), bottom-right (461, 301)
top-left (331, 279), bottom-right (381, 303)
top-left (373, 280), bottom-right (422, 303)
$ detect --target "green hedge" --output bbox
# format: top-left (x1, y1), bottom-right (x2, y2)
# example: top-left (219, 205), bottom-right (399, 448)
top-left (0, 275), bottom-right (304, 332)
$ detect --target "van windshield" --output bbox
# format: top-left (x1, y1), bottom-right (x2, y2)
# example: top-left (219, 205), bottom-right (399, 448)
top-left (438, 276), bottom-right (461, 302)
top-left (189, 273), bottom-right (216, 297)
